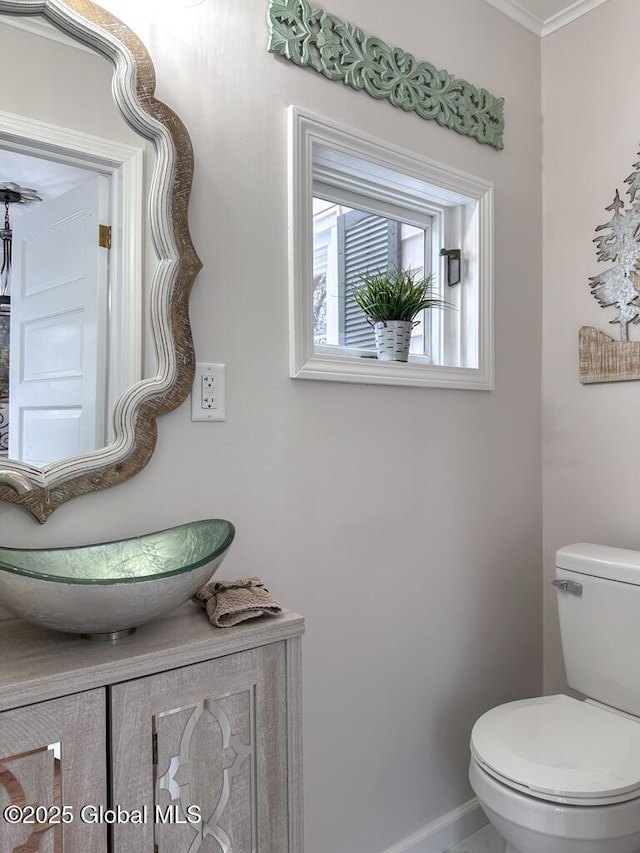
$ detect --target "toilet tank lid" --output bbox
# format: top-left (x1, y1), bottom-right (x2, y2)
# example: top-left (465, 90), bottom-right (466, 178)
top-left (557, 543), bottom-right (640, 584)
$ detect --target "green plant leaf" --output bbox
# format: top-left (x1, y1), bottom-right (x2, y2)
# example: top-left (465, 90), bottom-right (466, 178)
top-left (351, 266), bottom-right (453, 323)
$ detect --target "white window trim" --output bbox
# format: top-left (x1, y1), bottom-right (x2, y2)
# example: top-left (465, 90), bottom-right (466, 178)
top-left (288, 106), bottom-right (495, 390)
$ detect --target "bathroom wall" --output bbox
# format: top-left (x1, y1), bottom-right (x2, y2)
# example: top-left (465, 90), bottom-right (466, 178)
top-left (0, 18), bottom-right (137, 143)
top-left (542, 0), bottom-right (640, 695)
top-left (4, 2), bottom-right (543, 851)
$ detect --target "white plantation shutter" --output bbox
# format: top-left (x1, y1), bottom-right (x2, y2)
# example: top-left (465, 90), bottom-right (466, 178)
top-left (337, 209), bottom-right (400, 348)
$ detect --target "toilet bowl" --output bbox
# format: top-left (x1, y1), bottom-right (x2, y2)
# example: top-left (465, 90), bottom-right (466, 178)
top-left (469, 695), bottom-right (640, 853)
top-left (469, 757), bottom-right (640, 853)
top-left (469, 544), bottom-right (640, 853)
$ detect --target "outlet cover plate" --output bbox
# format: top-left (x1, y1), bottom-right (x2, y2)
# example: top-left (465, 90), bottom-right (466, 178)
top-left (191, 362), bottom-right (225, 421)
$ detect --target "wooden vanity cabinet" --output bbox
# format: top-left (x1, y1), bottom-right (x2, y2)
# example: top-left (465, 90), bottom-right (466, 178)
top-left (0, 606), bottom-right (304, 853)
top-left (0, 690), bottom-right (107, 852)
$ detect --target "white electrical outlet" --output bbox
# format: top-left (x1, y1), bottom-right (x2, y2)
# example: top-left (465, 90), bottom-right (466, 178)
top-left (192, 363), bottom-right (225, 421)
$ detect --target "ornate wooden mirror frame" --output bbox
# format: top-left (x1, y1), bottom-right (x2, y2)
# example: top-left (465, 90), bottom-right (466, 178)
top-left (0, 0), bottom-right (200, 522)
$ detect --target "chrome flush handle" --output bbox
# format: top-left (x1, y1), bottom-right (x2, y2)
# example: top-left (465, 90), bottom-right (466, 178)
top-left (552, 579), bottom-right (583, 596)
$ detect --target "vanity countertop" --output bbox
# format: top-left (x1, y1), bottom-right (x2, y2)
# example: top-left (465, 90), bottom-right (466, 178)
top-left (0, 605), bottom-right (304, 712)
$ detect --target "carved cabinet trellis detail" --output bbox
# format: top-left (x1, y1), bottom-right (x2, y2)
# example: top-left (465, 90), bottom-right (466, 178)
top-left (0, 607), bottom-right (304, 853)
top-left (112, 648), bottom-right (289, 852)
top-left (580, 146), bottom-right (640, 383)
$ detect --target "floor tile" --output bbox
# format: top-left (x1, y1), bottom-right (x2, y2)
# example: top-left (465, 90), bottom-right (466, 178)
top-left (445, 823), bottom-right (505, 853)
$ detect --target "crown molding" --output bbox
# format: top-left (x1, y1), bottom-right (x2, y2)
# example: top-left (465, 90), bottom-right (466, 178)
top-left (483, 0), bottom-right (610, 37)
top-left (541, 0), bottom-right (609, 36)
top-left (483, 0), bottom-right (544, 34)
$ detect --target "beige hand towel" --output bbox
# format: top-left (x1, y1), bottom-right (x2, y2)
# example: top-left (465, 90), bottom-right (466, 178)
top-left (192, 577), bottom-right (282, 627)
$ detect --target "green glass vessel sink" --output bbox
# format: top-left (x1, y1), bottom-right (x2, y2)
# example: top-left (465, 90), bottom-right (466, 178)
top-left (0, 519), bottom-right (235, 639)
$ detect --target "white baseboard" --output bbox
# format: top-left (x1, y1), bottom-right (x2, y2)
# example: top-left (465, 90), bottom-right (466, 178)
top-left (381, 798), bottom-right (487, 853)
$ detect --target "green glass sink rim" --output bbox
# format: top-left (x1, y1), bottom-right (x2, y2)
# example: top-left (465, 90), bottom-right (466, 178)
top-left (0, 518), bottom-right (235, 585)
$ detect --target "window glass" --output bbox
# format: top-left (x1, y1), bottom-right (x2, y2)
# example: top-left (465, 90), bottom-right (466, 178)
top-left (312, 197), bottom-right (432, 356)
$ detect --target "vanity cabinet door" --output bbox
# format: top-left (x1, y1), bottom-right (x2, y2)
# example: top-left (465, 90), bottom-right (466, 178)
top-left (110, 641), bottom-right (293, 852)
top-left (0, 689), bottom-right (107, 853)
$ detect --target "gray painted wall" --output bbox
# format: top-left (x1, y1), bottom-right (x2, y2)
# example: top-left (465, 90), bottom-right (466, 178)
top-left (5, 2), bottom-right (543, 852)
top-left (542, 0), bottom-right (640, 695)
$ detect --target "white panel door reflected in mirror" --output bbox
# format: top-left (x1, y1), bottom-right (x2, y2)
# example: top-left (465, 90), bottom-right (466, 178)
top-left (10, 173), bottom-right (108, 466)
top-left (2, 145), bottom-right (144, 467)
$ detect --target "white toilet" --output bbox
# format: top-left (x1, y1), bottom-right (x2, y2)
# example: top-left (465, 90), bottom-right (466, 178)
top-left (469, 543), bottom-right (640, 853)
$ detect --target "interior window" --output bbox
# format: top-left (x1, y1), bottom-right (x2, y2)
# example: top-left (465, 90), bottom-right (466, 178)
top-left (288, 107), bottom-right (494, 390)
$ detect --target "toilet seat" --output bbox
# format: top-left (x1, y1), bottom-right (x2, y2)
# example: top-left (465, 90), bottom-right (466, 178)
top-left (471, 694), bottom-right (640, 806)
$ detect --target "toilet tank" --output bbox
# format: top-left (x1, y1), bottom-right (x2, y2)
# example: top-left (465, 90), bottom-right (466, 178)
top-left (556, 543), bottom-right (640, 717)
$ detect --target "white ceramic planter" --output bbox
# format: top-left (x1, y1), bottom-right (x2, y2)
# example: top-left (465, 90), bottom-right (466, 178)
top-left (374, 320), bottom-right (413, 361)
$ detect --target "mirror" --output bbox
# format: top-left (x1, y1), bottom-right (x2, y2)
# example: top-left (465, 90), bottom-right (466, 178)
top-left (0, 1), bottom-right (200, 522)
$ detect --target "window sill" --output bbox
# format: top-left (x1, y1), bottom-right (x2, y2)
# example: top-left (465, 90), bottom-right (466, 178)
top-left (292, 350), bottom-right (494, 390)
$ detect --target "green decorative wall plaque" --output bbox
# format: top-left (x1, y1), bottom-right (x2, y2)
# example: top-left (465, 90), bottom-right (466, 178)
top-left (267, 0), bottom-right (505, 150)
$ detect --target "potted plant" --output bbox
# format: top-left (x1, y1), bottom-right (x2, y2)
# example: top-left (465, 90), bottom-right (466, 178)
top-left (352, 267), bottom-right (452, 362)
